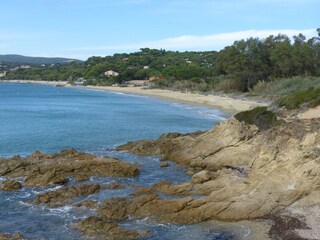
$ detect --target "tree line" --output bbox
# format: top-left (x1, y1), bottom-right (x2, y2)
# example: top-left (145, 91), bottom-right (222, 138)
top-left (3, 29), bottom-right (320, 92)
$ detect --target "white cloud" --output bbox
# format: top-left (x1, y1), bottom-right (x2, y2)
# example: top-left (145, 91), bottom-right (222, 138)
top-left (69, 28), bottom-right (317, 54)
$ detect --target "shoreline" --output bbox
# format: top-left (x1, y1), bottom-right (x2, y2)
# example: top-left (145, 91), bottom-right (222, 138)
top-left (1, 80), bottom-right (268, 114)
top-left (82, 85), bottom-right (268, 114)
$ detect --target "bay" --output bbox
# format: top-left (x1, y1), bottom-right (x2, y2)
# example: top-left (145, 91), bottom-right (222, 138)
top-left (0, 83), bottom-right (251, 240)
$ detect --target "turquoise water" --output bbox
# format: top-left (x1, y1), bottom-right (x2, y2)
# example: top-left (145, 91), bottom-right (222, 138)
top-left (0, 83), bottom-right (226, 157)
top-left (0, 83), bottom-right (249, 240)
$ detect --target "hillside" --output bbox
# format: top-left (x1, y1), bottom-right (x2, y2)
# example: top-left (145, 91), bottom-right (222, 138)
top-left (0, 54), bottom-right (82, 65)
top-left (2, 30), bottom-right (320, 93)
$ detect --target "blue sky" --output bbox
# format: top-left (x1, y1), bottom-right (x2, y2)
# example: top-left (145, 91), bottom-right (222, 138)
top-left (0, 0), bottom-right (318, 60)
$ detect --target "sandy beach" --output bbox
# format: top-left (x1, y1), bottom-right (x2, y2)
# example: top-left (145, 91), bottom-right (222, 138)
top-left (1, 80), bottom-right (268, 113)
top-left (84, 85), bottom-right (268, 114)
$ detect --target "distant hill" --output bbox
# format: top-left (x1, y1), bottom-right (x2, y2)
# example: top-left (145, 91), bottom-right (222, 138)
top-left (0, 54), bottom-right (82, 65)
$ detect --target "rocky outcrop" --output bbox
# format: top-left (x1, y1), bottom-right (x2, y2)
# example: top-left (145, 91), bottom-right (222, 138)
top-left (0, 180), bottom-right (22, 191)
top-left (73, 216), bottom-right (146, 240)
top-left (34, 183), bottom-right (101, 205)
top-left (0, 149), bottom-right (140, 187)
top-left (0, 232), bottom-right (25, 240)
top-left (116, 114), bottom-right (320, 223)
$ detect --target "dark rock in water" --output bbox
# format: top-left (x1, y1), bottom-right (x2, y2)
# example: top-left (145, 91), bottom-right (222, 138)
top-left (160, 162), bottom-right (170, 168)
top-left (0, 232), bottom-right (25, 240)
top-left (34, 183), bottom-right (101, 205)
top-left (103, 182), bottom-right (126, 190)
top-left (0, 180), bottom-right (22, 191)
top-left (0, 149), bottom-right (140, 187)
top-left (73, 216), bottom-right (146, 240)
top-left (25, 171), bottom-right (69, 186)
top-left (74, 174), bottom-right (90, 181)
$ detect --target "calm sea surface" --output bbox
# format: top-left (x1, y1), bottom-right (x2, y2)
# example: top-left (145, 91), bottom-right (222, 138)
top-left (0, 83), bottom-right (249, 240)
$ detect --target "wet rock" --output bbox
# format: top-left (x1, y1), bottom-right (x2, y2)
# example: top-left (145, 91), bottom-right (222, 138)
top-left (25, 171), bottom-right (69, 186)
top-left (0, 232), bottom-right (25, 240)
top-left (0, 149), bottom-right (140, 187)
top-left (160, 162), bottom-right (170, 168)
top-left (74, 216), bottom-right (145, 240)
top-left (0, 180), bottom-right (22, 191)
top-left (74, 174), bottom-right (90, 181)
top-left (104, 183), bottom-right (126, 190)
top-left (186, 168), bottom-right (194, 175)
top-left (34, 183), bottom-right (101, 204)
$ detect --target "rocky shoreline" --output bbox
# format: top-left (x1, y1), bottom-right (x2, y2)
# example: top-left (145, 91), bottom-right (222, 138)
top-left (0, 107), bottom-right (319, 239)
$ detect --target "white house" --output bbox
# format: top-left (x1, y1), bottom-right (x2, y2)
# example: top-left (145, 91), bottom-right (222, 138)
top-left (104, 70), bottom-right (119, 77)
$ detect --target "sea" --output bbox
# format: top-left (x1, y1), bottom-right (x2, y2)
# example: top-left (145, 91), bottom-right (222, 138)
top-left (0, 83), bottom-right (251, 240)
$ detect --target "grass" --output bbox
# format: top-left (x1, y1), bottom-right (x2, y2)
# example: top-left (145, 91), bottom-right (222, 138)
top-left (275, 87), bottom-right (320, 110)
top-left (250, 76), bottom-right (320, 97)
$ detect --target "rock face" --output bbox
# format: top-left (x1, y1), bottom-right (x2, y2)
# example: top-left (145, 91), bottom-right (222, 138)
top-left (116, 116), bottom-right (320, 222)
top-left (0, 180), bottom-right (22, 191)
top-left (0, 149), bottom-right (140, 187)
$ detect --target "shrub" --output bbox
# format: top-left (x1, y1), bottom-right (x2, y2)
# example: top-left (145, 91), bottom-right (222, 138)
top-left (234, 106), bottom-right (281, 130)
top-left (275, 87), bottom-right (320, 110)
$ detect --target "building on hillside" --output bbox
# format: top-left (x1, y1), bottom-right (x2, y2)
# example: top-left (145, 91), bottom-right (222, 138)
top-left (0, 72), bottom-right (6, 77)
top-left (125, 79), bottom-right (156, 88)
top-left (20, 65), bottom-right (31, 69)
top-left (74, 78), bottom-right (85, 86)
top-left (104, 70), bottom-right (119, 77)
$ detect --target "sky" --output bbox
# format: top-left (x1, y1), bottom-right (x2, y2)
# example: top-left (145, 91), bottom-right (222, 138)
top-left (0, 0), bottom-right (319, 60)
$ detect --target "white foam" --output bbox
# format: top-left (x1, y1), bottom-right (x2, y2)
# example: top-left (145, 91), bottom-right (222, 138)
top-left (49, 205), bottom-right (73, 213)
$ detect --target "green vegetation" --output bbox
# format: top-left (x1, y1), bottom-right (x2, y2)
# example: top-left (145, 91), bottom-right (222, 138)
top-left (250, 76), bottom-right (320, 97)
top-left (234, 106), bottom-right (281, 130)
top-left (275, 87), bottom-right (320, 110)
top-left (2, 30), bottom-right (320, 92)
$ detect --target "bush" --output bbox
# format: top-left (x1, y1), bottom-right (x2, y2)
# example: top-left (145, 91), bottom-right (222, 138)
top-left (234, 106), bottom-right (281, 130)
top-left (275, 87), bottom-right (320, 110)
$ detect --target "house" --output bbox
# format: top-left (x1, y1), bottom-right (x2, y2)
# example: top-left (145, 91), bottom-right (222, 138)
top-left (104, 70), bottom-right (119, 77)
top-left (125, 79), bottom-right (157, 88)
top-left (0, 72), bottom-right (6, 77)
top-left (74, 78), bottom-right (85, 86)
top-left (20, 65), bottom-right (31, 69)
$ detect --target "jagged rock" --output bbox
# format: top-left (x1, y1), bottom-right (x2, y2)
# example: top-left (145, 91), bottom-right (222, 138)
top-left (73, 216), bottom-right (145, 240)
top-left (34, 183), bottom-right (101, 204)
top-left (115, 116), bottom-right (320, 222)
top-left (191, 170), bottom-right (211, 184)
top-left (0, 180), bottom-right (22, 191)
top-left (0, 149), bottom-right (140, 186)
